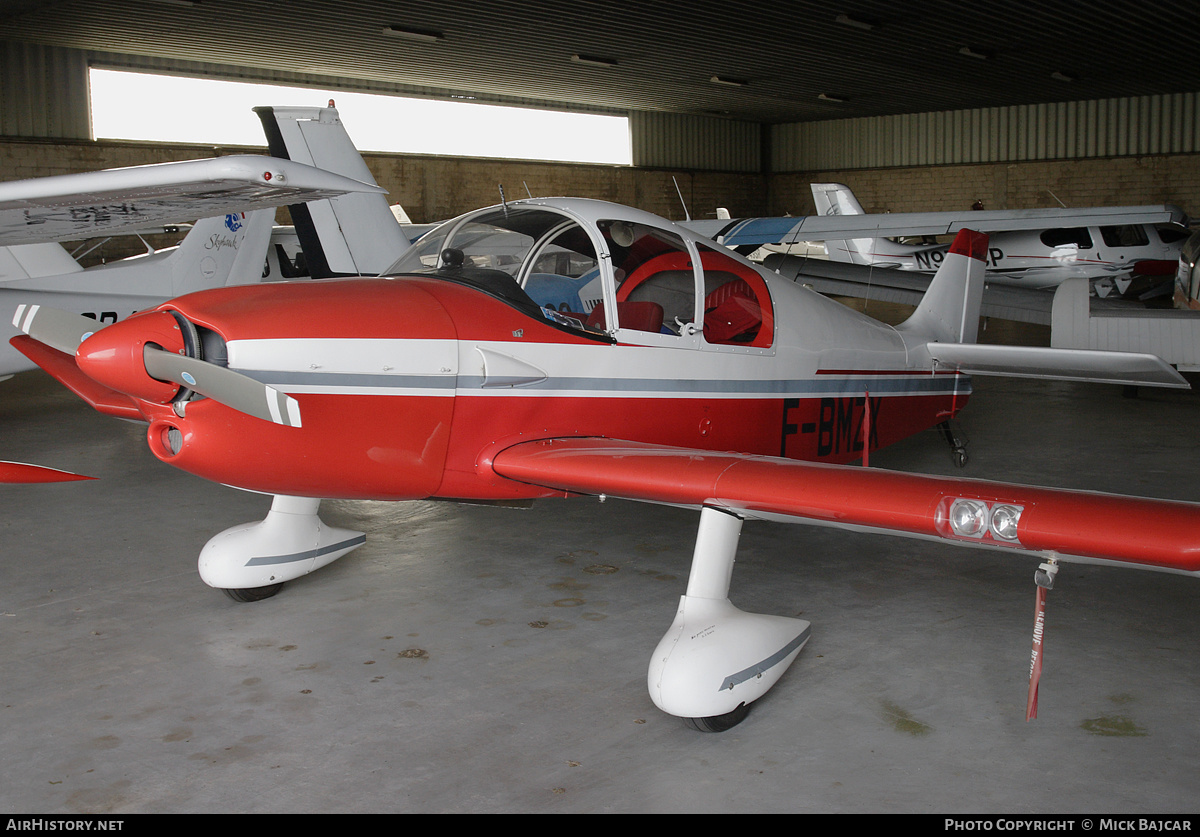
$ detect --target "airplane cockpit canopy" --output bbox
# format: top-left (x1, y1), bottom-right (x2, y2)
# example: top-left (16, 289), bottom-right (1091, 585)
top-left (387, 205), bottom-right (605, 331)
top-left (387, 203), bottom-right (773, 347)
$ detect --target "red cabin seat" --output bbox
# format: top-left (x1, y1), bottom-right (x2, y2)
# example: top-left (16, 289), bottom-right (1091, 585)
top-left (586, 301), bottom-right (665, 333)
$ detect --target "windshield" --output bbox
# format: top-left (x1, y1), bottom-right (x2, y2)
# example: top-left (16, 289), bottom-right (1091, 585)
top-left (386, 206), bottom-right (605, 332)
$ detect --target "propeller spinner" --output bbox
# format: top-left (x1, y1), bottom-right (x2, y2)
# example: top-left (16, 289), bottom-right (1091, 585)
top-left (12, 304), bottom-right (301, 427)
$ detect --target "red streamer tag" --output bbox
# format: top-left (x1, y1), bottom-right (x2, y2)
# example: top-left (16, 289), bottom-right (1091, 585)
top-left (1026, 584), bottom-right (1047, 720)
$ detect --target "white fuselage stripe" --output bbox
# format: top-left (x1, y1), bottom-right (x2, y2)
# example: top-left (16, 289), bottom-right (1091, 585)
top-left (225, 337), bottom-right (963, 400)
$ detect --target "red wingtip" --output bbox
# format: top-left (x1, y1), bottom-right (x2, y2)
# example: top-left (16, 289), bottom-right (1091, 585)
top-left (0, 461), bottom-right (95, 483)
top-left (948, 229), bottom-right (989, 262)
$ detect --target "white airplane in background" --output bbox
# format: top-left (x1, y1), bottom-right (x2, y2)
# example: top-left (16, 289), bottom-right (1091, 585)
top-left (809, 182), bottom-right (1190, 297)
top-left (683, 190), bottom-right (1188, 325)
top-left (0, 211), bottom-right (276, 379)
top-left (0, 155), bottom-right (385, 380)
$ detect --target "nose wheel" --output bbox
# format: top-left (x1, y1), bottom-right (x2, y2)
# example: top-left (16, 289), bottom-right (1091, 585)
top-left (223, 583), bottom-right (284, 602)
top-left (199, 495), bottom-right (365, 594)
top-left (684, 702), bottom-right (751, 733)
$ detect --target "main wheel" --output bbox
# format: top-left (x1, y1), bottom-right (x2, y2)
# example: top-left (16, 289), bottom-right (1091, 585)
top-left (683, 702), bottom-right (751, 733)
top-left (222, 583), bottom-right (284, 602)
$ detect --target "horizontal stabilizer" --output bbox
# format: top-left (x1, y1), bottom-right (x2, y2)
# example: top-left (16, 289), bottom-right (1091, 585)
top-left (926, 342), bottom-right (1189, 388)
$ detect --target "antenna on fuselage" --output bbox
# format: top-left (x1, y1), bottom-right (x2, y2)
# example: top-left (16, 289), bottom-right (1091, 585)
top-left (672, 176), bottom-right (691, 222)
top-left (523, 181), bottom-right (533, 198)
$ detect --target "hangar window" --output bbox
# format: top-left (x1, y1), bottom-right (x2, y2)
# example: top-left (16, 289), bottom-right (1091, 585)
top-left (88, 69), bottom-right (632, 165)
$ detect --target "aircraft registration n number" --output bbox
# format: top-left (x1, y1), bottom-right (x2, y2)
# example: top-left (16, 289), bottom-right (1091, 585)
top-left (914, 247), bottom-right (1004, 269)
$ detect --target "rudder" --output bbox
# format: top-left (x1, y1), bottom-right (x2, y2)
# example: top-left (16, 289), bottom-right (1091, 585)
top-left (899, 229), bottom-right (988, 344)
top-left (256, 105), bottom-right (409, 278)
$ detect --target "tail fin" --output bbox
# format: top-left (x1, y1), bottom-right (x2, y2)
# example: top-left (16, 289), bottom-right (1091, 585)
top-left (255, 105), bottom-right (409, 278)
top-left (810, 182), bottom-right (866, 217)
top-left (167, 209), bottom-right (274, 296)
top-left (811, 182), bottom-right (914, 266)
top-left (899, 229), bottom-right (987, 344)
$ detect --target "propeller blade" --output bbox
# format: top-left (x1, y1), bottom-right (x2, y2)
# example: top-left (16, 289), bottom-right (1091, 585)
top-left (142, 346), bottom-right (302, 427)
top-left (11, 304), bottom-right (102, 356)
top-left (0, 461), bottom-right (95, 483)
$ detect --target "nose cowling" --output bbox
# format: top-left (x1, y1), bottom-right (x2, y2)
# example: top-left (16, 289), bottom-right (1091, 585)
top-left (75, 310), bottom-right (187, 404)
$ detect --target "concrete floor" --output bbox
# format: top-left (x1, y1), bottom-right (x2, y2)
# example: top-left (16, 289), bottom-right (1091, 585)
top-left (2, 366), bottom-right (1200, 814)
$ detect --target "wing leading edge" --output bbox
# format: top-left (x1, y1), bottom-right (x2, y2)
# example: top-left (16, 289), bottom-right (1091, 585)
top-left (685, 205), bottom-right (1188, 249)
top-left (491, 437), bottom-right (1200, 575)
top-left (0, 156), bottom-right (385, 246)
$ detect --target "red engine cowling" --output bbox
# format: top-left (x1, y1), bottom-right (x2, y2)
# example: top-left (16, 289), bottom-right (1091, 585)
top-left (131, 279), bottom-right (460, 501)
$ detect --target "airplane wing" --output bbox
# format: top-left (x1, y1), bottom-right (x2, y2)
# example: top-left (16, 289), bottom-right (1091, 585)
top-left (0, 156), bottom-right (385, 246)
top-left (762, 252), bottom-right (1166, 327)
top-left (490, 437), bottom-right (1200, 575)
top-left (763, 252), bottom-right (1060, 324)
top-left (0, 460), bottom-right (94, 483)
top-left (684, 205), bottom-right (1189, 249)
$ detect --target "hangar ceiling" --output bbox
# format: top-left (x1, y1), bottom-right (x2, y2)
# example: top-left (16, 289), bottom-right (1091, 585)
top-left (3, 0), bottom-right (1199, 124)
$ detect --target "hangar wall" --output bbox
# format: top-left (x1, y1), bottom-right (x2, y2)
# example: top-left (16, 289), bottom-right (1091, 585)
top-left (772, 94), bottom-right (1200, 171)
top-left (768, 92), bottom-right (1200, 218)
top-left (1, 39), bottom-right (1197, 223)
top-left (770, 153), bottom-right (1200, 218)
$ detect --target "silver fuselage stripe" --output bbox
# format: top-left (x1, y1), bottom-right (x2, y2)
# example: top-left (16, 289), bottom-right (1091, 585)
top-left (242, 370), bottom-right (966, 399)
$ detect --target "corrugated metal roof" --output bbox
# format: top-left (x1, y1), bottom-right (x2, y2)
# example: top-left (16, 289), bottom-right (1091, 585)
top-left (3, 0), bottom-right (1198, 124)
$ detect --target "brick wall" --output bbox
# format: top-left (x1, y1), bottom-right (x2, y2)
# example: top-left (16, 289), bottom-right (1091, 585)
top-left (771, 153), bottom-right (1200, 217)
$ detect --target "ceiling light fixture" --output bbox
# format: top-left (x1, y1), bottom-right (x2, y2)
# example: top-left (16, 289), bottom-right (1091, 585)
top-left (571, 54), bottom-right (618, 68)
top-left (818, 93), bottom-right (846, 103)
top-left (710, 76), bottom-right (747, 87)
top-left (382, 26), bottom-right (445, 43)
top-left (958, 46), bottom-right (988, 60)
top-left (834, 13), bottom-right (873, 31)
top-left (1051, 71), bottom-right (1074, 83)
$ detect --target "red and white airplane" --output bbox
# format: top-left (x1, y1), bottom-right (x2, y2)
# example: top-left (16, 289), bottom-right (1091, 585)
top-left (10, 194), bottom-right (1199, 731)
